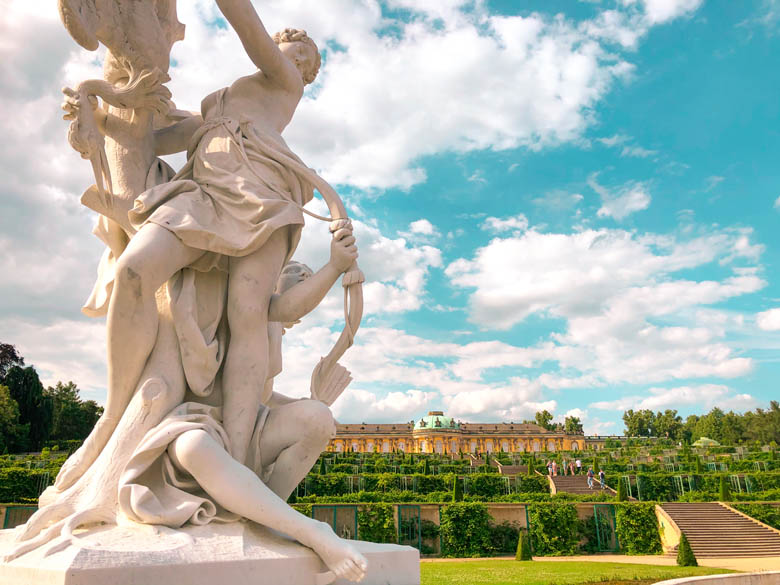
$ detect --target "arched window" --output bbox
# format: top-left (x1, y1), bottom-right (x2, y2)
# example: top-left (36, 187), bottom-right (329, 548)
top-left (517, 440), bottom-right (526, 452)
top-left (382, 441), bottom-right (390, 453)
top-left (470, 440), bottom-right (477, 453)
top-left (547, 440), bottom-right (556, 452)
top-left (351, 441), bottom-right (359, 452)
top-left (571, 441), bottom-right (579, 451)
top-left (366, 441), bottom-right (374, 452)
top-left (501, 440), bottom-right (510, 452)
top-left (451, 439), bottom-right (459, 453)
top-left (398, 441), bottom-right (406, 452)
top-left (532, 440), bottom-right (541, 452)
top-left (335, 443), bottom-right (344, 452)
top-left (486, 440), bottom-right (494, 453)
top-left (420, 440), bottom-right (428, 453)
top-left (435, 440), bottom-right (443, 454)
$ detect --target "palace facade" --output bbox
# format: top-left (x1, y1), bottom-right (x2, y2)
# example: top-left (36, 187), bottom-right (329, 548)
top-left (327, 411), bottom-right (589, 454)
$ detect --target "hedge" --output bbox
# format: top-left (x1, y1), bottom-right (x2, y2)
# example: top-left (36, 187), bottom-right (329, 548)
top-left (526, 503), bottom-right (580, 556)
top-left (733, 503), bottom-right (780, 530)
top-left (357, 503), bottom-right (396, 543)
top-left (440, 502), bottom-right (494, 557)
top-left (615, 502), bottom-right (662, 554)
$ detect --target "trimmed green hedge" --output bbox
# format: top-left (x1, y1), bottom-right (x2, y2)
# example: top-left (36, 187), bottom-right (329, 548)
top-left (526, 503), bottom-right (580, 556)
top-left (615, 502), bottom-right (662, 554)
top-left (733, 503), bottom-right (780, 530)
top-left (440, 502), bottom-right (494, 557)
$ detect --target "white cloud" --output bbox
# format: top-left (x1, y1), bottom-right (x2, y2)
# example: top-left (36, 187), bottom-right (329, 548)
top-left (621, 145), bottom-right (658, 158)
top-left (774, 195), bottom-right (780, 209)
top-left (590, 384), bottom-right (759, 413)
top-left (638, 0), bottom-right (704, 25)
top-left (409, 219), bottom-right (436, 236)
top-left (330, 388), bottom-right (435, 423)
top-left (589, 174), bottom-right (651, 220)
top-left (481, 214), bottom-right (529, 234)
top-left (445, 226), bottom-right (765, 385)
top-left (756, 308), bottom-right (780, 331)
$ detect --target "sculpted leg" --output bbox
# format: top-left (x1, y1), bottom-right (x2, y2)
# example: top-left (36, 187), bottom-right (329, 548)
top-left (55, 223), bottom-right (204, 490)
top-left (222, 227), bottom-right (289, 465)
top-left (168, 429), bottom-right (367, 582)
top-left (259, 400), bottom-right (336, 500)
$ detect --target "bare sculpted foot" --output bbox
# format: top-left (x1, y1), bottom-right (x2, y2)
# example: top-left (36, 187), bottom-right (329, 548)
top-left (54, 415), bottom-right (118, 490)
top-left (304, 521), bottom-right (368, 583)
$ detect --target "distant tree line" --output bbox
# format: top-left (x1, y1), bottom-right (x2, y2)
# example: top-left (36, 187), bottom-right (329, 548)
top-left (622, 404), bottom-right (780, 445)
top-left (527, 410), bottom-right (584, 435)
top-left (0, 343), bottom-right (102, 453)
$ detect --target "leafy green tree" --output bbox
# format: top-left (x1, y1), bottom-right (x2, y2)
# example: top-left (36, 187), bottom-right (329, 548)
top-left (319, 457), bottom-right (326, 475)
top-left (623, 409), bottom-right (655, 437)
top-left (676, 533), bottom-right (697, 567)
top-left (3, 366), bottom-right (52, 450)
top-left (515, 530), bottom-right (532, 561)
top-left (0, 385), bottom-right (23, 453)
top-left (564, 416), bottom-right (583, 434)
top-left (423, 458), bottom-right (431, 475)
top-left (654, 410), bottom-right (683, 440)
top-left (0, 343), bottom-right (24, 382)
top-left (45, 381), bottom-right (102, 442)
top-left (534, 410), bottom-right (554, 431)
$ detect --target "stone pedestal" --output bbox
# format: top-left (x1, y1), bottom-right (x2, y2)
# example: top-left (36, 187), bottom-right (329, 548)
top-left (0, 522), bottom-right (419, 585)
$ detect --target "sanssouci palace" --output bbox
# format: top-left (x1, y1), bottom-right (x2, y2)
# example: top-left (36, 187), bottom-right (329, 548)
top-left (327, 411), bottom-right (605, 454)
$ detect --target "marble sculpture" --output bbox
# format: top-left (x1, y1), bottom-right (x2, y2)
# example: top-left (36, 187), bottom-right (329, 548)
top-left (0, 1), bottom-right (419, 584)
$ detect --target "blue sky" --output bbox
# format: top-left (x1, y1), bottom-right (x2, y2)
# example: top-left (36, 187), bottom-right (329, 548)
top-left (1, 0), bottom-right (779, 435)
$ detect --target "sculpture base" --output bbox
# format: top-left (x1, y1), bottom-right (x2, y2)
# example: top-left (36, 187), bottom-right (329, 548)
top-left (0, 521), bottom-right (419, 585)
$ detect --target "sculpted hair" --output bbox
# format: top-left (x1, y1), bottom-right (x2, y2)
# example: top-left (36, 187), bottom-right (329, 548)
top-left (273, 28), bottom-right (321, 85)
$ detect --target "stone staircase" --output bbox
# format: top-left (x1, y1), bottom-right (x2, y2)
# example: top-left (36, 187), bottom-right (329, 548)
top-left (549, 474), bottom-right (617, 496)
top-left (661, 502), bottom-right (780, 558)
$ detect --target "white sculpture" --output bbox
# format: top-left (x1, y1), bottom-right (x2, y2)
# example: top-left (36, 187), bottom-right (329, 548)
top-left (0, 1), bottom-right (418, 584)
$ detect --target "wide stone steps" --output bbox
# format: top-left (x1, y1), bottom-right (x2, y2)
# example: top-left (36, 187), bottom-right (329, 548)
top-left (549, 474), bottom-right (617, 495)
top-left (661, 502), bottom-right (780, 558)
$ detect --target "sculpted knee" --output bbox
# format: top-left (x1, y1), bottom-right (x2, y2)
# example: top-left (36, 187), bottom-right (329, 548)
top-left (300, 400), bottom-right (336, 448)
top-left (171, 429), bottom-right (212, 472)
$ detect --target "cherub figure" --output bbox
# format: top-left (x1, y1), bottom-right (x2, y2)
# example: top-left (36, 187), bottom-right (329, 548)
top-left (56, 0), bottom-right (356, 488)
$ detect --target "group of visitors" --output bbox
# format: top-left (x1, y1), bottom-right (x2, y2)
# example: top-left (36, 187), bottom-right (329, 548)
top-left (546, 458), bottom-right (583, 476)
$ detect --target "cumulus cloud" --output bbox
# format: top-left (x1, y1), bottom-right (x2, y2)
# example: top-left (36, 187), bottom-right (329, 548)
top-left (481, 214), bottom-right (529, 234)
top-left (589, 174), bottom-right (651, 220)
top-left (756, 308), bottom-right (780, 331)
top-left (590, 384), bottom-right (759, 412)
top-left (445, 226), bottom-right (765, 385)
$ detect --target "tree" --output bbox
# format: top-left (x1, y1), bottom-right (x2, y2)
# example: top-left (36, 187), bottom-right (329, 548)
top-left (319, 457), bottom-right (326, 475)
top-left (676, 533), bottom-right (697, 567)
top-left (654, 410), bottom-right (683, 441)
top-left (423, 458), bottom-right (431, 475)
top-left (45, 381), bottom-right (102, 442)
top-left (3, 365), bottom-right (52, 450)
top-left (0, 385), bottom-right (23, 453)
top-left (564, 416), bottom-right (583, 434)
top-left (515, 530), bottom-right (532, 561)
top-left (623, 409), bottom-right (655, 437)
top-left (0, 343), bottom-right (24, 382)
top-left (452, 476), bottom-right (463, 502)
top-left (534, 410), bottom-right (554, 431)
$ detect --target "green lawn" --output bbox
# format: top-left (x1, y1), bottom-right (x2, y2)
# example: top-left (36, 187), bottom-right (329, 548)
top-left (420, 560), bottom-right (730, 585)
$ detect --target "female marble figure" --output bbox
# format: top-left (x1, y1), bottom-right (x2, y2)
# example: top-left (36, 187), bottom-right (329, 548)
top-left (7, 0), bottom-right (368, 582)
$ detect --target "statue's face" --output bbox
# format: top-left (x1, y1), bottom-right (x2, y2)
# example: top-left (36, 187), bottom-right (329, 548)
top-left (276, 262), bottom-right (313, 294)
top-left (278, 41), bottom-right (319, 83)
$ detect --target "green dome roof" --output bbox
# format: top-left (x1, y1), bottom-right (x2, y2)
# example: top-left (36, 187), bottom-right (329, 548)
top-left (414, 411), bottom-right (460, 431)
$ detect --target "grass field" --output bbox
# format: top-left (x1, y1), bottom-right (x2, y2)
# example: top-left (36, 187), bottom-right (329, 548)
top-left (419, 560), bottom-right (730, 585)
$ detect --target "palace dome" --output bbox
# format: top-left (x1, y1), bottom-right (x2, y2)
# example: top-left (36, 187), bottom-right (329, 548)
top-left (414, 411), bottom-right (460, 431)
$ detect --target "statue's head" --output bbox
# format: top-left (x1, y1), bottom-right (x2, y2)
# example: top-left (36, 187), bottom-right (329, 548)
top-left (273, 28), bottom-right (321, 85)
top-left (276, 260), bottom-right (314, 294)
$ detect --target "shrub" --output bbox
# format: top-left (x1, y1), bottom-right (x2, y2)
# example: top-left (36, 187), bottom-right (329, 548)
top-left (617, 479), bottom-right (627, 501)
top-left (718, 476), bottom-right (731, 501)
top-left (357, 503), bottom-right (396, 543)
top-left (526, 503), bottom-right (580, 556)
top-left (490, 521), bottom-right (520, 554)
top-left (452, 476), bottom-right (463, 502)
top-left (516, 530), bottom-right (532, 561)
top-left (733, 503), bottom-right (780, 530)
top-left (440, 502), bottom-right (493, 557)
top-left (615, 503), bottom-right (662, 555)
top-left (677, 533), bottom-right (697, 566)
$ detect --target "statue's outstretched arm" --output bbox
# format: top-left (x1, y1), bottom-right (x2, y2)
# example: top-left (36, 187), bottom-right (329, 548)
top-left (268, 225), bottom-right (357, 323)
top-left (215, 0), bottom-right (300, 88)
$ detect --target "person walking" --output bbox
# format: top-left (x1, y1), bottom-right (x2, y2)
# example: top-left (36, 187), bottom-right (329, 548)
top-left (587, 466), bottom-right (594, 489)
top-left (598, 469), bottom-right (606, 490)
top-left (551, 460), bottom-right (558, 476)
top-left (576, 458), bottom-right (582, 474)
top-left (547, 460), bottom-right (553, 476)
